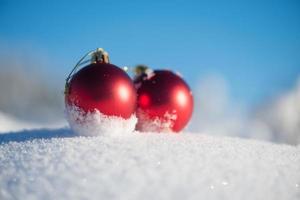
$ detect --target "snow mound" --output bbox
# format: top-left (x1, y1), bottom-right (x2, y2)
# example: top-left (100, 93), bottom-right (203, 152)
top-left (0, 130), bottom-right (299, 200)
top-left (65, 105), bottom-right (137, 136)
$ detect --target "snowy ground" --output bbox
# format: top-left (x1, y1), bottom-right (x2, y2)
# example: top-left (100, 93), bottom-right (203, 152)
top-left (0, 128), bottom-right (299, 200)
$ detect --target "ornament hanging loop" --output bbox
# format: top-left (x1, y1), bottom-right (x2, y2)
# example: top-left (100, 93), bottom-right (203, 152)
top-left (65, 48), bottom-right (110, 94)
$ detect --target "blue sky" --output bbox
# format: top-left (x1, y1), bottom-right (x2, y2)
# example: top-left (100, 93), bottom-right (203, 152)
top-left (0, 0), bottom-right (299, 106)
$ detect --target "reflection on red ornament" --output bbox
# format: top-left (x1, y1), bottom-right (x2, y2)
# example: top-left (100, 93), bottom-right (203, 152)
top-left (139, 94), bottom-right (151, 107)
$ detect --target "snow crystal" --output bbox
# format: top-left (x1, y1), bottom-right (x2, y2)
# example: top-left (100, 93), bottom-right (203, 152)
top-left (65, 105), bottom-right (137, 136)
top-left (0, 129), bottom-right (299, 200)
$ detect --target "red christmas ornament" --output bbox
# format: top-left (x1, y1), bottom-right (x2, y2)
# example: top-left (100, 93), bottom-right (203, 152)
top-left (65, 48), bottom-right (136, 119)
top-left (134, 66), bottom-right (194, 132)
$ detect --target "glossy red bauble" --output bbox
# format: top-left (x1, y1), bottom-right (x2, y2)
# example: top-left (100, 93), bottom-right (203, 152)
top-left (134, 69), bottom-right (194, 132)
top-left (65, 62), bottom-right (136, 119)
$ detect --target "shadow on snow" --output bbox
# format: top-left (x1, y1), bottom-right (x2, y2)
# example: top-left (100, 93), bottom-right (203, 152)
top-left (0, 128), bottom-right (75, 144)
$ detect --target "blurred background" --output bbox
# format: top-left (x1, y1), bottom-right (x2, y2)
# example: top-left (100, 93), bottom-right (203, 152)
top-left (0, 0), bottom-right (299, 144)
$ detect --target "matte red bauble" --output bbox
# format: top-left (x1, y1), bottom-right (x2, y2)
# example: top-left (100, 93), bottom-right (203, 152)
top-left (134, 66), bottom-right (194, 132)
top-left (65, 49), bottom-right (136, 119)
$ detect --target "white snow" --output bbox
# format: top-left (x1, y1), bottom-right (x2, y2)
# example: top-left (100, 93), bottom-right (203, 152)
top-left (0, 128), bottom-right (299, 200)
top-left (135, 108), bottom-right (176, 132)
top-left (65, 105), bottom-right (137, 136)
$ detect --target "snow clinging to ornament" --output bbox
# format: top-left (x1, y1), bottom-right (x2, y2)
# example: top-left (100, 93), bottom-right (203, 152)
top-left (64, 48), bottom-right (137, 136)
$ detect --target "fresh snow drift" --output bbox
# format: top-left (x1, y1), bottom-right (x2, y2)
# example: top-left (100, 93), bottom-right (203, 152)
top-left (0, 128), bottom-right (299, 200)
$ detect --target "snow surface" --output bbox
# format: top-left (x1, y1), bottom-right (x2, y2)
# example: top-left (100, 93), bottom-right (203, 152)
top-left (0, 128), bottom-right (299, 200)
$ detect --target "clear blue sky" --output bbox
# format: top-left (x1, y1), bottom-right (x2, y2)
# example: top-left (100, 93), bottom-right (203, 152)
top-left (0, 0), bottom-right (299, 106)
